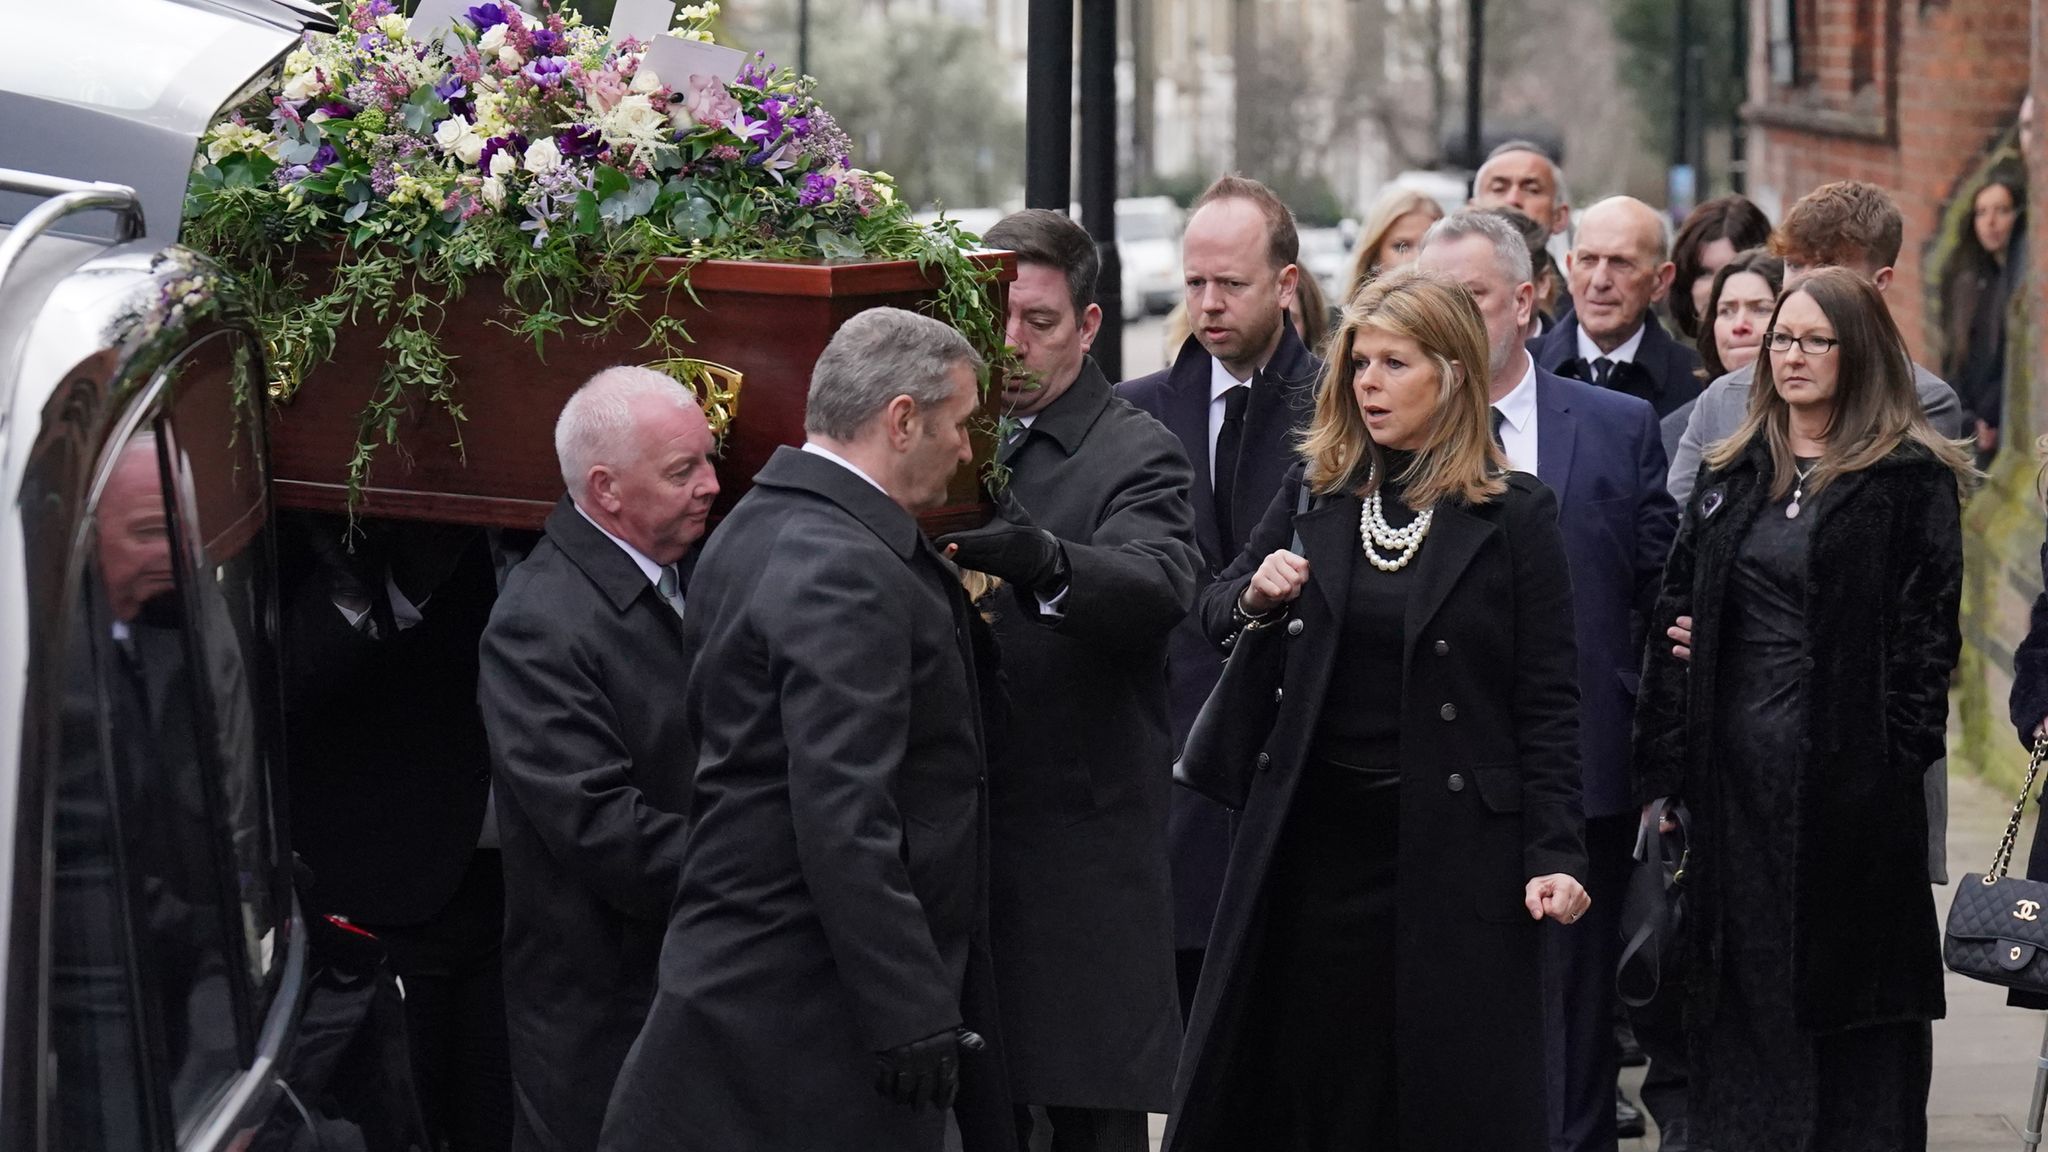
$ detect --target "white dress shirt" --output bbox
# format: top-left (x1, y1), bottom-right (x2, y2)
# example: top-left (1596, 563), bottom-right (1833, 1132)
top-left (1576, 321), bottom-right (1646, 368)
top-left (575, 503), bottom-right (685, 616)
top-left (1208, 356), bottom-right (1254, 486)
top-left (1491, 359), bottom-right (1541, 477)
top-left (801, 440), bottom-right (889, 494)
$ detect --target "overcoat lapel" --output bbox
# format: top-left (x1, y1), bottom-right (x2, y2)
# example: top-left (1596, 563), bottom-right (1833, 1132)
top-left (1401, 503), bottom-right (1494, 664)
top-left (1295, 494), bottom-right (1357, 620)
top-left (1534, 376), bottom-right (1579, 493)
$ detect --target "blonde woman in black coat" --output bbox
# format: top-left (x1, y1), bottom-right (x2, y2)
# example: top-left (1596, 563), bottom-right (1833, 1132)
top-left (1164, 269), bottom-right (1590, 1151)
top-left (1635, 266), bottom-right (1973, 1152)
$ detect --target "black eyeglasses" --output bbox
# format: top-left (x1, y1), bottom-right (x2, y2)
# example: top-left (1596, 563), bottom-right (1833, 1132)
top-left (1763, 331), bottom-right (1840, 355)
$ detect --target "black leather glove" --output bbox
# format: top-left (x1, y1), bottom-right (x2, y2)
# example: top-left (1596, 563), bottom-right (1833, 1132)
top-left (872, 1027), bottom-right (983, 1112)
top-left (936, 490), bottom-right (1067, 593)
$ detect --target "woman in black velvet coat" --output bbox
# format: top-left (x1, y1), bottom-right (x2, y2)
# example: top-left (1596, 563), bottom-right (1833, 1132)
top-left (2008, 508), bottom-right (2048, 1012)
top-left (1635, 267), bottom-right (1973, 1151)
top-left (1164, 270), bottom-right (1590, 1151)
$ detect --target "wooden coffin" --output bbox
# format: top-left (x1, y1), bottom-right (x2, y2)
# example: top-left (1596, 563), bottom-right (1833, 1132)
top-left (267, 252), bottom-right (1016, 533)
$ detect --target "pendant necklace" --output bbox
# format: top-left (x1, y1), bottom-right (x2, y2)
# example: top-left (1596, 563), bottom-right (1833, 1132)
top-left (1786, 461), bottom-right (1818, 519)
top-left (1359, 469), bottom-right (1434, 571)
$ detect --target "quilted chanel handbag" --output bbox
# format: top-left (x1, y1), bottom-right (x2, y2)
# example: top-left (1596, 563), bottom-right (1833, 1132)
top-left (1944, 732), bottom-right (2048, 994)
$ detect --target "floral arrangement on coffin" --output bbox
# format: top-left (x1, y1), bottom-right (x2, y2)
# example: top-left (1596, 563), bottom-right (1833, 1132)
top-left (185, 0), bottom-right (1002, 502)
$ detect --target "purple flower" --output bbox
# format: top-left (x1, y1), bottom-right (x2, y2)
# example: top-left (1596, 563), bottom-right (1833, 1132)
top-left (528, 28), bottom-right (565, 56)
top-left (522, 57), bottom-right (569, 88)
top-left (316, 100), bottom-right (355, 119)
top-left (275, 163), bottom-right (311, 186)
top-left (357, 32), bottom-right (389, 53)
top-left (738, 55), bottom-right (772, 90)
top-left (433, 75), bottom-right (468, 104)
top-left (556, 125), bottom-right (603, 159)
top-left (371, 160), bottom-right (399, 196)
top-left (463, 3), bottom-right (507, 30)
top-left (479, 132), bottom-right (529, 172)
top-left (367, 0), bottom-right (395, 14)
top-left (798, 169), bottom-right (836, 207)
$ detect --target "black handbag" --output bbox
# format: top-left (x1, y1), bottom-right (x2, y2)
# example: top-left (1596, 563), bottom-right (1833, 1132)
top-left (1944, 732), bottom-right (2048, 994)
top-left (1616, 796), bottom-right (1690, 1009)
top-left (1171, 485), bottom-right (1310, 812)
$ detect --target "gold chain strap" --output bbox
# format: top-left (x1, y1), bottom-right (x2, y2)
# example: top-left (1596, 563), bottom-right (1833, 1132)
top-left (1985, 732), bottom-right (2048, 884)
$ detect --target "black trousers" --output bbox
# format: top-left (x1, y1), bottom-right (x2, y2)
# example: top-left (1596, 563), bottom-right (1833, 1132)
top-left (1543, 813), bottom-right (1636, 1152)
top-left (1017, 1105), bottom-right (1150, 1152)
top-left (367, 849), bottom-right (512, 1152)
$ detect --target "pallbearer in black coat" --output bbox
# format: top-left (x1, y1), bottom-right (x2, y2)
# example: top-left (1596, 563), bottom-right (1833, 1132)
top-left (938, 211), bottom-right (1199, 1151)
top-left (1166, 271), bottom-right (1590, 1151)
top-left (477, 367), bottom-right (719, 1152)
top-left (1116, 175), bottom-right (1322, 1016)
top-left (601, 308), bottom-right (1012, 1152)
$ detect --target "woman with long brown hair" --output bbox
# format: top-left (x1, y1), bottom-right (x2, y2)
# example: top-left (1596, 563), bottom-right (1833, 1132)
top-left (1636, 266), bottom-right (1973, 1151)
top-left (1165, 269), bottom-right (1588, 1150)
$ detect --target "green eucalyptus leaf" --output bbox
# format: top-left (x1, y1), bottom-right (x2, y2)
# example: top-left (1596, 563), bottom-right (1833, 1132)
top-left (814, 229), bottom-right (864, 261)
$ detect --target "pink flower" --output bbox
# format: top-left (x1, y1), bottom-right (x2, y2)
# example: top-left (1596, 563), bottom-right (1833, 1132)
top-left (684, 75), bottom-right (740, 129)
top-left (582, 67), bottom-right (628, 112)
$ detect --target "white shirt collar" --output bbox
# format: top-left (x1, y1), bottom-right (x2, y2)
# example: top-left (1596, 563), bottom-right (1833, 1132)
top-left (801, 441), bottom-right (889, 495)
top-left (574, 503), bottom-right (665, 586)
top-left (1210, 353), bottom-right (1252, 402)
top-left (1577, 320), bottom-right (1646, 366)
top-left (1493, 358), bottom-right (1539, 432)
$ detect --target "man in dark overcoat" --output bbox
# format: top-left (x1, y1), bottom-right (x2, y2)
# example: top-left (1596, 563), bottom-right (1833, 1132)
top-left (1117, 175), bottom-right (1321, 1015)
top-left (1423, 213), bottom-right (1678, 1152)
top-left (938, 210), bottom-right (1199, 1151)
top-left (477, 367), bottom-right (719, 1152)
top-left (1531, 196), bottom-right (1702, 419)
top-left (600, 308), bottom-right (1011, 1152)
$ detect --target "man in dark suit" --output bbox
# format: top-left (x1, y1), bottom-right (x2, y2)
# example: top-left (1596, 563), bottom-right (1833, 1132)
top-left (938, 210), bottom-right (1199, 1152)
top-left (1532, 195), bottom-right (1702, 418)
top-left (601, 308), bottom-right (1009, 1152)
top-left (1117, 174), bottom-right (1322, 1017)
top-left (476, 367), bottom-right (719, 1152)
top-left (283, 511), bottom-right (511, 1152)
top-left (1421, 212), bottom-right (1679, 1152)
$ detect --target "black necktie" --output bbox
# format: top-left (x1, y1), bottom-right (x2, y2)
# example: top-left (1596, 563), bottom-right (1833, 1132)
top-left (1214, 384), bottom-right (1250, 544)
top-left (1489, 406), bottom-right (1506, 450)
top-left (1591, 357), bottom-right (1615, 389)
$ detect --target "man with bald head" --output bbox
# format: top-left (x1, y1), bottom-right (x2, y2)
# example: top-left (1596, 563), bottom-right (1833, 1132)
top-left (1533, 195), bottom-right (1703, 417)
top-left (1119, 173), bottom-right (1322, 1018)
top-left (479, 365), bottom-right (719, 1152)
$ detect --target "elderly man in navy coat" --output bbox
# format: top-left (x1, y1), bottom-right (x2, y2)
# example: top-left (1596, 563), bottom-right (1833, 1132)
top-left (1532, 195), bottom-right (1702, 419)
top-left (1422, 212), bottom-right (1678, 1152)
top-left (477, 366), bottom-right (718, 1152)
top-left (1118, 175), bottom-right (1321, 1016)
top-left (601, 308), bottom-right (1010, 1152)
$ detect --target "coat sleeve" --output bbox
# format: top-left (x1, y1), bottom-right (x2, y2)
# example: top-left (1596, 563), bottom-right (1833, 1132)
top-left (1633, 496), bottom-right (1700, 805)
top-left (1195, 464), bottom-right (1307, 648)
top-left (1632, 402), bottom-right (1682, 622)
top-left (762, 549), bottom-right (958, 1052)
top-left (477, 599), bottom-right (689, 923)
top-left (1667, 399), bottom-right (1710, 504)
top-left (1505, 482), bottom-right (1588, 883)
top-left (1032, 428), bottom-right (1201, 645)
top-left (2009, 541), bottom-right (2048, 747)
top-left (1884, 468), bottom-right (1963, 778)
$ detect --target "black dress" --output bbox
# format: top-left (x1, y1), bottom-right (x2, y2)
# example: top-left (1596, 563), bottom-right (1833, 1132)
top-left (1236, 466), bottom-right (1420, 1151)
top-left (1691, 467), bottom-right (1933, 1152)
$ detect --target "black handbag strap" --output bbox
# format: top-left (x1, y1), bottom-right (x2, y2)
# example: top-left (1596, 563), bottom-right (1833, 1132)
top-left (1985, 732), bottom-right (2048, 883)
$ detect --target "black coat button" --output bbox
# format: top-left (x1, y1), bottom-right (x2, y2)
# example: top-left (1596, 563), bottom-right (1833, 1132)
top-left (1287, 618), bottom-right (1304, 637)
top-left (1447, 773), bottom-right (1466, 792)
top-left (1440, 703), bottom-right (1458, 721)
top-left (1256, 752), bottom-right (1272, 771)
top-left (1433, 639), bottom-right (1449, 656)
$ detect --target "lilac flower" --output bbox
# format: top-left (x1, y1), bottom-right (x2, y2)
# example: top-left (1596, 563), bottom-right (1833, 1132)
top-left (478, 132), bottom-right (529, 173)
top-left (706, 144), bottom-right (742, 163)
top-left (464, 3), bottom-right (507, 31)
top-left (367, 0), bottom-right (394, 14)
top-left (793, 107), bottom-right (851, 166)
top-left (528, 28), bottom-right (564, 56)
top-left (556, 125), bottom-right (603, 159)
top-left (522, 56), bottom-right (569, 88)
top-left (798, 170), bottom-right (837, 208)
top-left (307, 143), bottom-right (340, 173)
top-left (371, 159), bottom-right (399, 196)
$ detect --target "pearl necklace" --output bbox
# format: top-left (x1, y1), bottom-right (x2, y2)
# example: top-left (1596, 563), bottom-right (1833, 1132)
top-left (1359, 472), bottom-right (1433, 571)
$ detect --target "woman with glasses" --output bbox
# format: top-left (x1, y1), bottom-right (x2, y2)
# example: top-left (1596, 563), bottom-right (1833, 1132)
top-left (1635, 266), bottom-right (1973, 1151)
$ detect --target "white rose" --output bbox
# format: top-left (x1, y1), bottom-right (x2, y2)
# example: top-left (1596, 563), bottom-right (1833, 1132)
top-left (498, 45), bottom-right (524, 69)
top-left (284, 48), bottom-right (314, 76)
top-left (524, 137), bottom-right (563, 174)
top-left (454, 131), bottom-right (485, 166)
top-left (434, 116), bottom-right (471, 153)
top-left (478, 24), bottom-right (507, 51)
top-left (630, 63), bottom-right (663, 93)
top-left (611, 93), bottom-right (666, 136)
top-left (282, 69), bottom-right (322, 101)
top-left (488, 149), bottom-right (518, 179)
top-left (377, 13), bottom-right (409, 39)
top-left (481, 174), bottom-right (506, 208)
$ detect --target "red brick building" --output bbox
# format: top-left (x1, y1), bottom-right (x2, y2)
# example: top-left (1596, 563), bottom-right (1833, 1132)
top-left (1739, 0), bottom-right (2038, 782)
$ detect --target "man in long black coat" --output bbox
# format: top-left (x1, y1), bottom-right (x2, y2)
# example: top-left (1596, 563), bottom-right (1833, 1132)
top-left (1117, 176), bottom-right (1322, 1015)
top-left (939, 210), bottom-right (1199, 1150)
top-left (477, 367), bottom-right (720, 1152)
top-left (601, 307), bottom-right (1011, 1152)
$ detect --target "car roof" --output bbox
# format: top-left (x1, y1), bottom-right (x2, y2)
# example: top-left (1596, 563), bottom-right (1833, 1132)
top-left (0, 0), bottom-right (326, 243)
